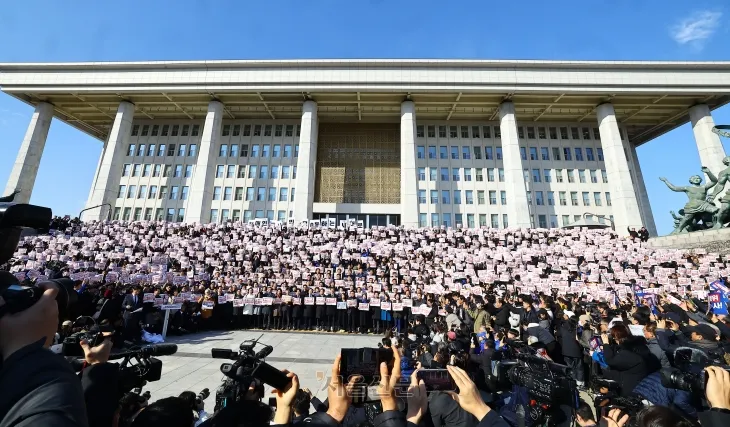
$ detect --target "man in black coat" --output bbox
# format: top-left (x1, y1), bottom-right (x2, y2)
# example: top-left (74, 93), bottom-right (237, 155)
top-left (122, 286), bottom-right (144, 341)
top-left (491, 298), bottom-right (512, 329)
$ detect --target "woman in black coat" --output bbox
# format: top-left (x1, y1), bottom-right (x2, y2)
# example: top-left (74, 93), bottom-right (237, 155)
top-left (314, 287), bottom-right (326, 331)
top-left (371, 291), bottom-right (382, 334)
top-left (602, 323), bottom-right (659, 396)
top-left (281, 288), bottom-right (292, 330)
top-left (324, 287), bottom-right (337, 331)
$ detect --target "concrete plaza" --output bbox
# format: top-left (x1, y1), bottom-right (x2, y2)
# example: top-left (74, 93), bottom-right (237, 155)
top-left (144, 330), bottom-right (381, 409)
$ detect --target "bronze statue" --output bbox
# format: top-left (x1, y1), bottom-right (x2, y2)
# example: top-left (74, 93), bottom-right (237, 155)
top-left (0, 189), bottom-right (20, 203)
top-left (660, 169), bottom-right (718, 234)
top-left (705, 156), bottom-right (730, 229)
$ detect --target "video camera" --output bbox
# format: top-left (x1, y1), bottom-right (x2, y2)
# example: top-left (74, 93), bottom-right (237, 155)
top-left (109, 343), bottom-right (178, 392)
top-left (0, 203), bottom-right (81, 322)
top-left (658, 347), bottom-right (730, 397)
top-left (210, 334), bottom-right (291, 412)
top-left (495, 352), bottom-right (577, 406)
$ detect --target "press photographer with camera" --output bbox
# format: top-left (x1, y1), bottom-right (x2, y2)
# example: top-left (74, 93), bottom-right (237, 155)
top-left (0, 281), bottom-right (89, 427)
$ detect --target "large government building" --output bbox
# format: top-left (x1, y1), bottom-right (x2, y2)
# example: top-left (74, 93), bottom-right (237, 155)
top-left (1, 59), bottom-right (729, 236)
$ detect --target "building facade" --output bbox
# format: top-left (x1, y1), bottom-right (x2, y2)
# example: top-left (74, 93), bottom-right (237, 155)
top-left (2, 59), bottom-right (729, 236)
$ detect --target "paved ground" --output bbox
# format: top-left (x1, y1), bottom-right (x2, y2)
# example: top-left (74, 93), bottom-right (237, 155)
top-left (144, 330), bottom-right (381, 410)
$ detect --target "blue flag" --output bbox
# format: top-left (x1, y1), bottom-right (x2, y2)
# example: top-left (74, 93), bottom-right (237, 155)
top-left (710, 279), bottom-right (730, 295)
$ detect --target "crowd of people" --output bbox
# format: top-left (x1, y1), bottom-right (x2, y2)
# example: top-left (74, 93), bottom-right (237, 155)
top-left (2, 217), bottom-right (730, 427)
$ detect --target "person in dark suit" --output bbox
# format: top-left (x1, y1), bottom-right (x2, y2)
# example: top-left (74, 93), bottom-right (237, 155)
top-left (122, 286), bottom-right (144, 341)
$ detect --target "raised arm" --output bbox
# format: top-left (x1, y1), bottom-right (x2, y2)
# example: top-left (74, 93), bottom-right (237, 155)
top-left (708, 171), bottom-right (729, 199)
top-left (659, 177), bottom-right (683, 193)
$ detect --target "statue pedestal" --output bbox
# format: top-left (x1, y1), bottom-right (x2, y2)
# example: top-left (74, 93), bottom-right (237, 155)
top-left (647, 228), bottom-right (730, 253)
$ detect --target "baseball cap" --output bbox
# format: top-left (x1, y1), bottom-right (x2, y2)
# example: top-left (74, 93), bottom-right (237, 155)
top-left (663, 312), bottom-right (681, 324)
top-left (685, 324), bottom-right (717, 340)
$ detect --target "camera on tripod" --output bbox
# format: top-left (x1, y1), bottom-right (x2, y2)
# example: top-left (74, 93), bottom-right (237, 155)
top-left (210, 334), bottom-right (291, 412)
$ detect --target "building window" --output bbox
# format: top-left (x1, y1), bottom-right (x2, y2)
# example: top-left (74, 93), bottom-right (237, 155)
top-left (544, 169), bottom-right (551, 182)
top-left (498, 168), bottom-right (505, 182)
top-left (216, 165), bottom-right (225, 178)
top-left (570, 192), bottom-right (578, 206)
top-left (418, 190), bottom-right (426, 204)
top-left (453, 190), bottom-right (461, 205)
top-left (181, 186), bottom-right (189, 200)
top-left (483, 126), bottom-right (491, 139)
top-left (451, 146), bottom-right (459, 160)
top-left (520, 147), bottom-right (527, 160)
top-left (559, 191), bottom-right (567, 206)
top-left (602, 170), bottom-right (608, 183)
top-left (594, 192), bottom-right (602, 206)
top-left (529, 147), bottom-right (538, 160)
top-left (582, 192), bottom-right (591, 206)
top-left (473, 146), bottom-right (482, 159)
top-left (171, 125), bottom-right (179, 136)
top-left (590, 169), bottom-right (598, 183)
top-left (464, 168), bottom-right (472, 181)
top-left (264, 125), bottom-right (272, 136)
top-left (606, 192), bottom-right (612, 206)
top-left (416, 126), bottom-right (424, 138)
top-left (547, 191), bottom-right (554, 206)
top-left (241, 144), bottom-right (249, 157)
top-left (418, 167), bottom-right (425, 181)
top-left (579, 169), bottom-right (586, 183)
top-left (213, 187), bottom-right (221, 200)
top-left (273, 145), bottom-right (281, 158)
top-left (491, 214), bottom-right (499, 228)
top-left (430, 190), bottom-right (438, 204)
top-left (485, 147), bottom-right (493, 160)
top-left (535, 191), bottom-right (544, 205)
top-left (597, 148), bottom-right (604, 161)
top-left (427, 126), bottom-right (436, 138)
top-left (417, 146), bottom-right (425, 159)
top-left (452, 168), bottom-right (460, 181)
top-left (268, 187), bottom-right (276, 202)
top-left (262, 145), bottom-right (270, 157)
top-left (586, 147), bottom-right (595, 161)
top-left (532, 169), bottom-right (541, 182)
top-left (419, 213), bottom-right (427, 227)
top-left (575, 148), bottom-right (584, 161)
top-left (489, 190), bottom-right (497, 205)
top-left (428, 146), bottom-right (436, 159)
top-left (230, 144), bottom-right (239, 157)
top-left (257, 187), bottom-right (265, 201)
top-left (440, 146), bottom-right (448, 159)
top-left (465, 190), bottom-right (473, 204)
top-left (462, 146), bottom-right (470, 159)
top-left (429, 168), bottom-right (437, 181)
top-left (246, 187), bottom-right (254, 201)
top-left (440, 168), bottom-right (449, 181)
top-left (476, 168), bottom-right (483, 182)
top-left (224, 187), bottom-right (232, 201)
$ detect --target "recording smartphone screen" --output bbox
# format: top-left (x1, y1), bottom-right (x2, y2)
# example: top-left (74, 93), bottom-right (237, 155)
top-left (340, 348), bottom-right (393, 385)
top-left (268, 397), bottom-right (277, 409)
top-left (417, 369), bottom-right (457, 392)
top-left (589, 336), bottom-right (603, 351)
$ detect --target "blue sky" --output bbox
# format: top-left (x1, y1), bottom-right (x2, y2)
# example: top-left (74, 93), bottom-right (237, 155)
top-left (0, 0), bottom-right (728, 235)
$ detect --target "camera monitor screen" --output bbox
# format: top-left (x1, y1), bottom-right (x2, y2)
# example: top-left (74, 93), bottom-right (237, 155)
top-left (340, 348), bottom-right (393, 385)
top-left (417, 369), bottom-right (457, 392)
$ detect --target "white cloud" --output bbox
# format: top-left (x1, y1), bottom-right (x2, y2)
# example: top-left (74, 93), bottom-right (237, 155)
top-left (671, 10), bottom-right (723, 50)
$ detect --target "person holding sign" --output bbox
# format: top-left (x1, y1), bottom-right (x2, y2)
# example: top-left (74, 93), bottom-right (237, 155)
top-left (272, 289), bottom-right (283, 330)
top-left (380, 294), bottom-right (393, 332)
top-left (291, 288), bottom-right (303, 331)
top-left (303, 289), bottom-right (315, 331)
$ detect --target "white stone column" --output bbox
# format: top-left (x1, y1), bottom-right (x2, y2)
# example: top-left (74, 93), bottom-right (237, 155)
top-left (628, 143), bottom-right (657, 236)
top-left (84, 102), bottom-right (135, 221)
top-left (293, 100), bottom-right (318, 222)
top-left (186, 101), bottom-right (224, 224)
top-left (690, 104), bottom-right (727, 174)
top-left (499, 102), bottom-right (532, 228)
top-left (4, 102), bottom-right (54, 203)
top-left (596, 103), bottom-right (643, 235)
top-left (400, 101), bottom-right (419, 227)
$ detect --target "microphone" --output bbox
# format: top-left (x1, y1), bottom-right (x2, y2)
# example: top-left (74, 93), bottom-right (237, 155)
top-left (254, 345), bottom-right (273, 360)
top-left (109, 343), bottom-right (178, 360)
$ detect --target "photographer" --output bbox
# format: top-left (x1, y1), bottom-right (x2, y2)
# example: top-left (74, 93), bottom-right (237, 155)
top-left (601, 324), bottom-right (659, 397)
top-left (0, 283), bottom-right (89, 427)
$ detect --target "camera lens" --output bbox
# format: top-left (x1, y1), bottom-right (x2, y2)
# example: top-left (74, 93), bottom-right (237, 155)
top-left (39, 278), bottom-right (77, 319)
